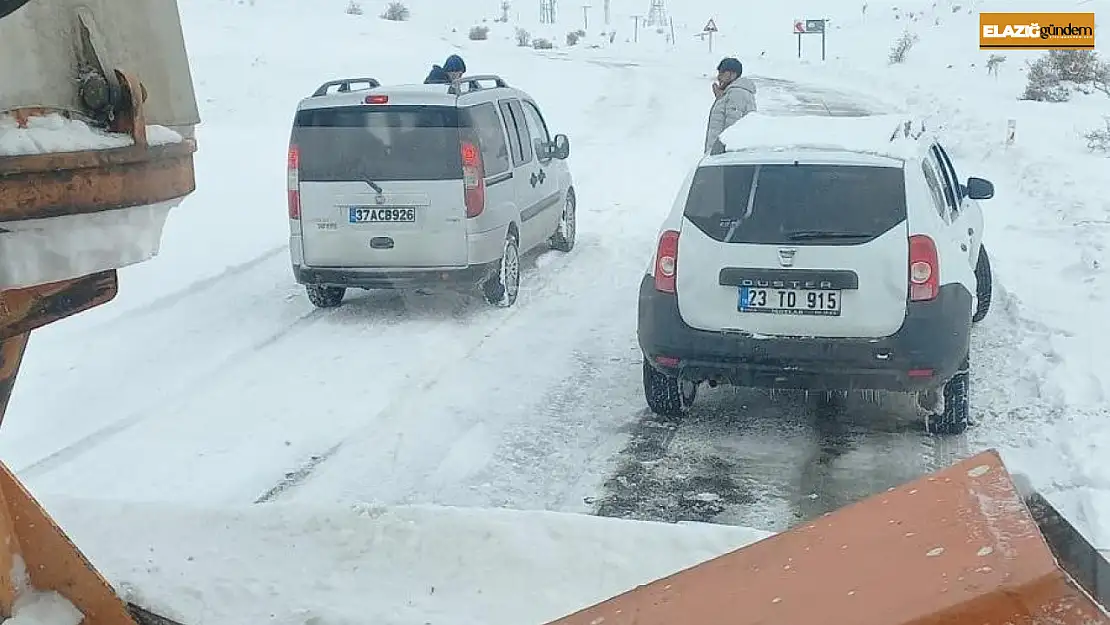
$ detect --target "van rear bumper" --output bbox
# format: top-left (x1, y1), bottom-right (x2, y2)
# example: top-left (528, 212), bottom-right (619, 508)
top-left (637, 275), bottom-right (973, 393)
top-left (293, 262), bottom-right (498, 290)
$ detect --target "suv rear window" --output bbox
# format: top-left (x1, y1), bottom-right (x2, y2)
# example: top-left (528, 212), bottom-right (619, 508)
top-left (683, 164), bottom-right (907, 245)
top-left (293, 105), bottom-right (462, 182)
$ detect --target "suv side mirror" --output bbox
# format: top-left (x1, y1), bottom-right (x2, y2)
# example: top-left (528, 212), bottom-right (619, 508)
top-left (966, 176), bottom-right (994, 200)
top-left (552, 134), bottom-right (570, 160)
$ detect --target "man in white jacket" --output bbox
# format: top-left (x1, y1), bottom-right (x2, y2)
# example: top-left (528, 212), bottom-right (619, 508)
top-left (704, 57), bottom-right (758, 155)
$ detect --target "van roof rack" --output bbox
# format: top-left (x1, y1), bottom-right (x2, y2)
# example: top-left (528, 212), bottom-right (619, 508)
top-left (311, 78), bottom-right (381, 97)
top-left (449, 74), bottom-right (509, 96)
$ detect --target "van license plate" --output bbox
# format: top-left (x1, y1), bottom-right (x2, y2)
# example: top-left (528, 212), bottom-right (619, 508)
top-left (349, 206), bottom-right (416, 223)
top-left (739, 287), bottom-right (841, 316)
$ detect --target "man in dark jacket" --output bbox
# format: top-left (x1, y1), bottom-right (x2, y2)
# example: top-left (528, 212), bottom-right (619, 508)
top-left (424, 54), bottom-right (467, 84)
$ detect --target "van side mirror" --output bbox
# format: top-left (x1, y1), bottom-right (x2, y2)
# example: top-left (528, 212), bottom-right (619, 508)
top-left (966, 176), bottom-right (994, 200)
top-left (552, 134), bottom-right (570, 159)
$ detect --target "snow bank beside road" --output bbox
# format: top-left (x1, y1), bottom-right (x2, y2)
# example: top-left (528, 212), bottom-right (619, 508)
top-left (42, 498), bottom-right (770, 624)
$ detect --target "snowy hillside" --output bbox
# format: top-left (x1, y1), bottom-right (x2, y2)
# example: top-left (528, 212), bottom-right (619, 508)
top-left (2, 0), bottom-right (1109, 621)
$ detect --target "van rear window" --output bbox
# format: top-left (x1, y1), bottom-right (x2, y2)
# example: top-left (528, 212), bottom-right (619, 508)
top-left (293, 105), bottom-right (462, 182)
top-left (683, 164), bottom-right (907, 245)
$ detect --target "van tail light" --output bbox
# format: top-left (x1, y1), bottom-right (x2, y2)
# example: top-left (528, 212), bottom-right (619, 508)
top-left (461, 140), bottom-right (485, 218)
top-left (654, 230), bottom-right (680, 293)
top-left (908, 234), bottom-right (939, 301)
top-left (287, 144), bottom-right (301, 220)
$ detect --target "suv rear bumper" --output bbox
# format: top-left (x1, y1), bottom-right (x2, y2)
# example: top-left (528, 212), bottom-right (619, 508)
top-left (637, 275), bottom-right (972, 393)
top-left (293, 262), bottom-right (498, 290)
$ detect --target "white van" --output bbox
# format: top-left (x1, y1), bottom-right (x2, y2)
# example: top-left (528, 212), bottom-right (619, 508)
top-left (286, 75), bottom-right (576, 308)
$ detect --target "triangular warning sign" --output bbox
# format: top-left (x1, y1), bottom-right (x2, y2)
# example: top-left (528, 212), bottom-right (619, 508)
top-left (703, 18), bottom-right (718, 32)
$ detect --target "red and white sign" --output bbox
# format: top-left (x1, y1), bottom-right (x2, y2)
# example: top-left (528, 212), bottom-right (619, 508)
top-left (703, 18), bottom-right (718, 32)
top-left (793, 19), bottom-right (806, 33)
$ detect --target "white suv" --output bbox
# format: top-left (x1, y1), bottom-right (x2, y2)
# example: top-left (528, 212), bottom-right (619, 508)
top-left (286, 75), bottom-right (576, 308)
top-left (637, 113), bottom-right (995, 435)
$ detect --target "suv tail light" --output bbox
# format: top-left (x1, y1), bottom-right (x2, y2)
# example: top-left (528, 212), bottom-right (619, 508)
top-left (287, 144), bottom-right (301, 220)
top-left (461, 140), bottom-right (485, 218)
top-left (654, 230), bottom-right (680, 293)
top-left (909, 234), bottom-right (938, 301)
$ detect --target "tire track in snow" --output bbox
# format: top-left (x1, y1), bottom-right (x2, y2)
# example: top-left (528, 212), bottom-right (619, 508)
top-left (254, 67), bottom-right (704, 509)
top-left (247, 234), bottom-right (613, 505)
top-left (17, 308), bottom-right (326, 478)
top-left (101, 245), bottom-right (290, 328)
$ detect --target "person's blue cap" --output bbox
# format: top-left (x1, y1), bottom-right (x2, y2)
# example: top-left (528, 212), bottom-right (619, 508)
top-left (444, 54), bottom-right (466, 73)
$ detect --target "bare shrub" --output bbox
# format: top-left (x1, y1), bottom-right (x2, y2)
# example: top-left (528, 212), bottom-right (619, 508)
top-left (1086, 117), bottom-right (1110, 153)
top-left (469, 25), bottom-right (490, 40)
top-left (1022, 50), bottom-right (1109, 102)
top-left (566, 29), bottom-right (585, 45)
top-left (533, 37), bottom-right (554, 49)
top-left (888, 30), bottom-right (919, 64)
top-left (345, 0), bottom-right (363, 15)
top-left (515, 27), bottom-right (531, 46)
top-left (381, 1), bottom-right (409, 21)
top-left (986, 54), bottom-right (1006, 76)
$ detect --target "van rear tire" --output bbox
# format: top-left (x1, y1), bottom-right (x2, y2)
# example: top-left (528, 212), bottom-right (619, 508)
top-left (550, 189), bottom-right (576, 253)
top-left (482, 231), bottom-right (520, 307)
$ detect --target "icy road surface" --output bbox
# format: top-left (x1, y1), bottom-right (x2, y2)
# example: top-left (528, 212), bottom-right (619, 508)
top-left (2, 57), bottom-right (1093, 534)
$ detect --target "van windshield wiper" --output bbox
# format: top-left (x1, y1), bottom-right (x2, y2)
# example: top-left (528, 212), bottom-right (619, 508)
top-left (786, 230), bottom-right (872, 241)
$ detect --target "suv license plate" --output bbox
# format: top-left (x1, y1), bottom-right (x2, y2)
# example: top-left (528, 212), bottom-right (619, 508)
top-left (349, 206), bottom-right (416, 223)
top-left (739, 287), bottom-right (842, 316)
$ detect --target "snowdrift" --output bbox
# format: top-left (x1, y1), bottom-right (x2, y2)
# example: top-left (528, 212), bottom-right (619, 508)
top-left (40, 498), bottom-right (771, 624)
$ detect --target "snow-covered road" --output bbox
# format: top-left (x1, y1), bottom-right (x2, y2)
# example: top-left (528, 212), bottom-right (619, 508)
top-left (4, 43), bottom-right (1105, 537)
top-left (0, 63), bottom-right (914, 523)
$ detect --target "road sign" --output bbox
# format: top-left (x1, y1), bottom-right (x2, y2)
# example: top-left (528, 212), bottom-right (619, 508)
top-left (793, 18), bottom-right (826, 33)
top-left (703, 18), bottom-right (717, 32)
top-left (793, 17), bottom-right (829, 61)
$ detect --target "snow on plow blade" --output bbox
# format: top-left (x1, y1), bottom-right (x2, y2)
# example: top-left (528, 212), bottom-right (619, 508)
top-left (547, 450), bottom-right (1110, 625)
top-left (2, 2), bottom-right (198, 621)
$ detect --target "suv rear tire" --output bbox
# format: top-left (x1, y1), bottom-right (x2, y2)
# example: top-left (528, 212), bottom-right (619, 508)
top-left (550, 189), bottom-right (576, 253)
top-left (306, 285), bottom-right (345, 308)
top-left (972, 245), bottom-right (992, 323)
top-left (482, 231), bottom-right (520, 307)
top-left (923, 354), bottom-right (970, 435)
top-left (643, 359), bottom-right (697, 417)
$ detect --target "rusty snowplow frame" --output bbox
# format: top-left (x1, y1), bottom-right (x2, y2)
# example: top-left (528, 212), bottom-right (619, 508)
top-left (1, 0), bottom-right (197, 623)
top-left (548, 449), bottom-right (1110, 625)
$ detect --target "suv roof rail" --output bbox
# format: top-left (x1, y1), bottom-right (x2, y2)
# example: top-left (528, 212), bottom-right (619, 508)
top-left (448, 74), bottom-right (509, 96)
top-left (311, 78), bottom-right (381, 97)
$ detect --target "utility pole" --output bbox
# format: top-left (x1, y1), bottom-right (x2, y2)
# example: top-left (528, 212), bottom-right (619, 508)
top-left (603, 0), bottom-right (610, 25)
top-left (646, 0), bottom-right (666, 27)
top-left (581, 4), bottom-right (590, 30)
top-left (631, 14), bottom-right (640, 42)
top-left (540, 0), bottom-right (556, 23)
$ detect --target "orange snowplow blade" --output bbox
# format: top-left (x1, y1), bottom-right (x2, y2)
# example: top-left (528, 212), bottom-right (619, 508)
top-left (548, 450), bottom-right (1110, 625)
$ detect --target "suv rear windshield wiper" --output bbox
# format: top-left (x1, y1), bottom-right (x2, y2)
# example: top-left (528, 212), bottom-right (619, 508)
top-left (785, 230), bottom-right (873, 241)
